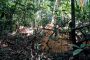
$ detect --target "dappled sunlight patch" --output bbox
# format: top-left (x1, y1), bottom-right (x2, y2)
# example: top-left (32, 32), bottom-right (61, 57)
top-left (40, 27), bottom-right (72, 53)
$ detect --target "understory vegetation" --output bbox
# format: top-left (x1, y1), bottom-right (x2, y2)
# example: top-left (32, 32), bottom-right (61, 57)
top-left (0, 0), bottom-right (90, 60)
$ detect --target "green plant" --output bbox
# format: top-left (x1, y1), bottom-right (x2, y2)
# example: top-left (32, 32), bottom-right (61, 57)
top-left (72, 44), bottom-right (90, 56)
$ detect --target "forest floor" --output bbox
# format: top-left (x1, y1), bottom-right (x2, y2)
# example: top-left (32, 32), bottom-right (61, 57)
top-left (0, 29), bottom-right (73, 60)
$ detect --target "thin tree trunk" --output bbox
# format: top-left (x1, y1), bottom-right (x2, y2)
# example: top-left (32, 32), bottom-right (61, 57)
top-left (80, 0), bottom-right (84, 7)
top-left (51, 0), bottom-right (60, 24)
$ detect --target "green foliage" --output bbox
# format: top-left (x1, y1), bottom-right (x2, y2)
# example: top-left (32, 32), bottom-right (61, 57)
top-left (72, 43), bottom-right (90, 56)
top-left (75, 0), bottom-right (90, 23)
top-left (71, 44), bottom-right (80, 48)
top-left (0, 0), bottom-right (38, 33)
top-left (73, 49), bottom-right (83, 56)
top-left (80, 44), bottom-right (86, 48)
top-left (0, 0), bottom-right (72, 34)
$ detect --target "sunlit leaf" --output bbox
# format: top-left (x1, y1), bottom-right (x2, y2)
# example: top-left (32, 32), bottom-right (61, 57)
top-left (73, 49), bottom-right (83, 56)
top-left (70, 44), bottom-right (80, 48)
top-left (80, 44), bottom-right (86, 48)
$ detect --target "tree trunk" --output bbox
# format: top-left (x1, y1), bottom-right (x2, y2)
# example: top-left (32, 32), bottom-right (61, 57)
top-left (51, 0), bottom-right (60, 24)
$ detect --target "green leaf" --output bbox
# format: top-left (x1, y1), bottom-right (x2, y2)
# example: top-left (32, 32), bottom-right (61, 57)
top-left (73, 49), bottom-right (83, 56)
top-left (70, 44), bottom-right (80, 48)
top-left (87, 44), bottom-right (90, 47)
top-left (80, 44), bottom-right (86, 48)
